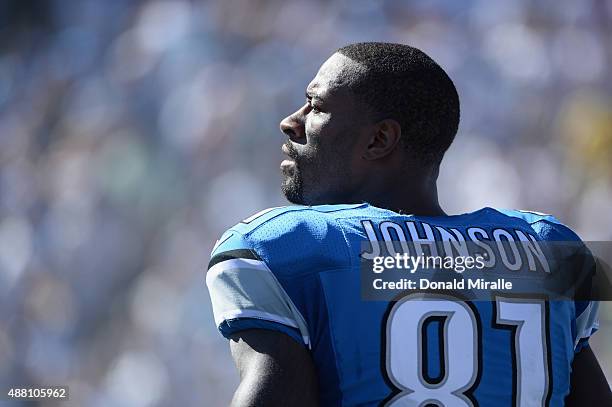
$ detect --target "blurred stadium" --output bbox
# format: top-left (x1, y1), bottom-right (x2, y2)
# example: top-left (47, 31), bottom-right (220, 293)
top-left (0, 0), bottom-right (610, 406)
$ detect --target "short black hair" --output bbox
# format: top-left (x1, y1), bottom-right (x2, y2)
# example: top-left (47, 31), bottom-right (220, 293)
top-left (337, 42), bottom-right (460, 166)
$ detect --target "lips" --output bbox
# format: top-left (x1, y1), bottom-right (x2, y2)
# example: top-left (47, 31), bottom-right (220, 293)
top-left (280, 159), bottom-right (295, 168)
top-left (281, 143), bottom-right (297, 173)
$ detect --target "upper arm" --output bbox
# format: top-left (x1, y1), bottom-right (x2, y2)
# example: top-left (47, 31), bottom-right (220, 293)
top-left (206, 229), bottom-right (318, 405)
top-left (229, 329), bottom-right (319, 407)
top-left (566, 345), bottom-right (611, 406)
top-left (206, 230), bottom-right (311, 346)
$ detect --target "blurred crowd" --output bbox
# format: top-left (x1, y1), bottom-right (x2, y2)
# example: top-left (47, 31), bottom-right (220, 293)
top-left (0, 0), bottom-right (610, 406)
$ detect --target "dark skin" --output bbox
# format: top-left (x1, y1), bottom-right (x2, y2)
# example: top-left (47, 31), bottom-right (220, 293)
top-left (279, 53), bottom-right (444, 216)
top-left (229, 330), bottom-right (318, 406)
top-left (565, 346), bottom-right (612, 406)
top-left (228, 53), bottom-right (611, 406)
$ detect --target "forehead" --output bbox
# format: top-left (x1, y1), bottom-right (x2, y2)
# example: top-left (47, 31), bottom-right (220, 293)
top-left (306, 53), bottom-right (364, 99)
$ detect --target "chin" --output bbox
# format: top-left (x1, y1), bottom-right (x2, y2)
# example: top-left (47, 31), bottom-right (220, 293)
top-left (281, 177), bottom-right (305, 204)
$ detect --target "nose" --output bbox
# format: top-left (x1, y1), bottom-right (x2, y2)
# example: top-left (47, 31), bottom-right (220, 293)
top-left (279, 108), bottom-right (306, 143)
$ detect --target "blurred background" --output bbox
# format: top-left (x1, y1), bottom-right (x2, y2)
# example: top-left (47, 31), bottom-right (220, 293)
top-left (0, 0), bottom-right (610, 405)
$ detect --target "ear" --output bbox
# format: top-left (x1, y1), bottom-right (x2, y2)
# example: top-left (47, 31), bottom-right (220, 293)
top-left (362, 119), bottom-right (402, 161)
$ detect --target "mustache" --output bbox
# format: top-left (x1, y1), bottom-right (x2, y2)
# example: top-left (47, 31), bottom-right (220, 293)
top-left (283, 140), bottom-right (300, 160)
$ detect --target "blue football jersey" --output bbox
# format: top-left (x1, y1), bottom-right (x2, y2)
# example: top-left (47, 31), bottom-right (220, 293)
top-left (206, 204), bottom-right (599, 406)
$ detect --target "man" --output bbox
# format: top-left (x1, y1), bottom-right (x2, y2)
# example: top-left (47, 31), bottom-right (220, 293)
top-left (206, 43), bottom-right (609, 406)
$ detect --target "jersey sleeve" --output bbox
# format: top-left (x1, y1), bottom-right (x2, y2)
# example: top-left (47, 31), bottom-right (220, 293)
top-left (572, 245), bottom-right (599, 353)
top-left (206, 229), bottom-right (311, 347)
top-left (574, 240), bottom-right (599, 353)
top-left (518, 211), bottom-right (600, 353)
top-left (574, 301), bottom-right (599, 352)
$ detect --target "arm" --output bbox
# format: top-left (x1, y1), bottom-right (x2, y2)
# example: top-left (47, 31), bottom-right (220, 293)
top-left (229, 329), bottom-right (319, 407)
top-left (565, 345), bottom-right (611, 406)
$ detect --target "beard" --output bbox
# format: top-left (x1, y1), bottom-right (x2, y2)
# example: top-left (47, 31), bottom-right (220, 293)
top-left (281, 167), bottom-right (305, 204)
top-left (281, 140), bottom-right (311, 204)
top-left (280, 139), bottom-right (351, 205)
top-left (281, 133), bottom-right (351, 205)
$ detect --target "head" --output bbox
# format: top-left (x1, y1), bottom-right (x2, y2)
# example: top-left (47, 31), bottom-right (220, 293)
top-left (279, 42), bottom-right (460, 206)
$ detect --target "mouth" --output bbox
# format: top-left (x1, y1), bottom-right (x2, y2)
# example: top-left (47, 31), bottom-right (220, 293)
top-left (280, 159), bottom-right (295, 170)
top-left (280, 144), bottom-right (296, 173)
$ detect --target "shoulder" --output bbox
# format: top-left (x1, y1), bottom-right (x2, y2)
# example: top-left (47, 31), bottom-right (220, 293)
top-left (488, 208), bottom-right (583, 242)
top-left (227, 203), bottom-right (371, 235)
top-left (206, 204), bottom-right (369, 346)
top-left (210, 203), bottom-right (369, 276)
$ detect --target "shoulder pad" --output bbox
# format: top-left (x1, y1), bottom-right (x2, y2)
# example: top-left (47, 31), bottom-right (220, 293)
top-left (497, 209), bottom-right (582, 242)
top-left (230, 203), bottom-right (367, 235)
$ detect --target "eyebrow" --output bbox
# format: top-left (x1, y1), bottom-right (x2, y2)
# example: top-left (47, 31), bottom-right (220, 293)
top-left (305, 89), bottom-right (322, 100)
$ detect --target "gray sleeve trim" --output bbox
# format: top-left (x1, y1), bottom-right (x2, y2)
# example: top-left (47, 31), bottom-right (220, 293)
top-left (206, 256), bottom-right (311, 347)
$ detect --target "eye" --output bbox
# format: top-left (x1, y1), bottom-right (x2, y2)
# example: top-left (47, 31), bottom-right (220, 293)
top-left (306, 99), bottom-right (321, 114)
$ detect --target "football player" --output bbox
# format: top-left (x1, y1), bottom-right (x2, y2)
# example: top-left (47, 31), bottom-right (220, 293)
top-left (206, 43), bottom-right (610, 406)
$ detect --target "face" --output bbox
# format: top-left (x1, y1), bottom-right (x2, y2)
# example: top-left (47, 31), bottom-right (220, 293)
top-left (279, 53), bottom-right (372, 205)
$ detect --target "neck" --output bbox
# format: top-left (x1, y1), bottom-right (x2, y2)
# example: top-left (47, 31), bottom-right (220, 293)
top-left (366, 188), bottom-right (445, 217)
top-left (349, 170), bottom-right (446, 217)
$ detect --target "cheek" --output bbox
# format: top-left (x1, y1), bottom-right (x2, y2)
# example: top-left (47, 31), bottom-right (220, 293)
top-left (305, 113), bottom-right (331, 140)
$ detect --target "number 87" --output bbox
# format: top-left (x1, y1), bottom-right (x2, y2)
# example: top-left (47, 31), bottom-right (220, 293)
top-left (384, 294), bottom-right (551, 407)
